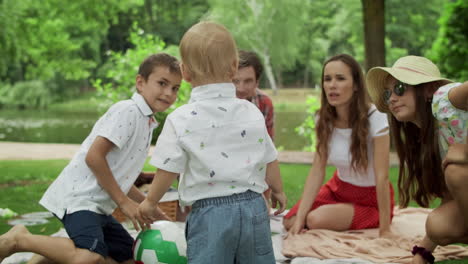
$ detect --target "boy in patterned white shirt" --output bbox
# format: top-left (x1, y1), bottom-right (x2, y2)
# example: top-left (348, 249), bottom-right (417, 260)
top-left (136, 22), bottom-right (287, 264)
top-left (0, 53), bottom-right (181, 264)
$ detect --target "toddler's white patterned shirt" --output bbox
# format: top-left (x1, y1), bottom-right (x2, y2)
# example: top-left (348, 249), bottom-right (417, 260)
top-left (150, 83), bottom-right (277, 206)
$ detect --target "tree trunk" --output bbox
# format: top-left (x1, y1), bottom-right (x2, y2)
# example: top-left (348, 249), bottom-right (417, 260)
top-left (275, 67), bottom-right (283, 88)
top-left (361, 0), bottom-right (386, 71)
top-left (263, 54), bottom-right (278, 95)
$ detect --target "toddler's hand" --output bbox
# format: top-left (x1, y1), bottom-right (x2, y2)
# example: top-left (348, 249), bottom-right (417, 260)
top-left (270, 191), bottom-right (287, 216)
top-left (136, 199), bottom-right (171, 230)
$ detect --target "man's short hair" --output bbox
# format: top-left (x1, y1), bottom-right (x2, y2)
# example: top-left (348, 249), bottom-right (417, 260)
top-left (238, 50), bottom-right (263, 81)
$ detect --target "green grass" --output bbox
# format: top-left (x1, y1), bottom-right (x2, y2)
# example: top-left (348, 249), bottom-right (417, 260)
top-left (0, 160), bottom-right (463, 263)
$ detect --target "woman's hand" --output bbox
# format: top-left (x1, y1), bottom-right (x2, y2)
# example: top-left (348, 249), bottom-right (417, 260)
top-left (411, 254), bottom-right (427, 264)
top-left (378, 227), bottom-right (399, 240)
top-left (288, 217), bottom-right (307, 235)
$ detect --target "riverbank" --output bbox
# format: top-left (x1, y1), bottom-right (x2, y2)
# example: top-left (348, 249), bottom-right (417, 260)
top-left (0, 141), bottom-right (400, 166)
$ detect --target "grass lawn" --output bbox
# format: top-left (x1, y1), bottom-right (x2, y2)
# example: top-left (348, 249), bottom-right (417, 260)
top-left (0, 160), bottom-right (463, 263)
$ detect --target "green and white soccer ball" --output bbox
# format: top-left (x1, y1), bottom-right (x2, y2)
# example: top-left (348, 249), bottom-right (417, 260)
top-left (133, 221), bottom-right (187, 264)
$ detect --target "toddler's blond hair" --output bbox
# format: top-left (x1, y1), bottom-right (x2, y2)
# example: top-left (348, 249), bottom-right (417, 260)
top-left (180, 21), bottom-right (238, 83)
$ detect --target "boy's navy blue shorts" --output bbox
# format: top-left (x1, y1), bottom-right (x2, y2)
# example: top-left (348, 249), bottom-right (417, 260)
top-left (61, 210), bottom-right (134, 262)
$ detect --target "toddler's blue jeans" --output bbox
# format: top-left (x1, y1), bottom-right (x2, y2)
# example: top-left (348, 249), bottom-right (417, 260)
top-left (186, 190), bottom-right (275, 264)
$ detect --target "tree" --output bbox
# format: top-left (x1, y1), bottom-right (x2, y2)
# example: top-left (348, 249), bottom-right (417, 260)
top-left (361, 0), bottom-right (385, 71)
top-left (207, 0), bottom-right (303, 93)
top-left (429, 0), bottom-right (468, 81)
top-left (385, 0), bottom-right (445, 65)
top-left (0, 0), bottom-right (143, 83)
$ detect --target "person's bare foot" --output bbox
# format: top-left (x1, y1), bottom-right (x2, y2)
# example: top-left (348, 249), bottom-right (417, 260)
top-left (0, 225), bottom-right (29, 261)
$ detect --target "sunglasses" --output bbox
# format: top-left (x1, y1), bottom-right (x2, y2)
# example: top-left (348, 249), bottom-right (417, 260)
top-left (383, 81), bottom-right (408, 104)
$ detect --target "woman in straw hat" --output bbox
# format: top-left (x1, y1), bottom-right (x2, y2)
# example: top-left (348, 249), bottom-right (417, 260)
top-left (367, 55), bottom-right (468, 264)
top-left (284, 54), bottom-right (395, 238)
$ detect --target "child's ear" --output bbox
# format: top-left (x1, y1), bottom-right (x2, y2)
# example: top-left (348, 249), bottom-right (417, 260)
top-left (135, 74), bottom-right (144, 93)
top-left (229, 59), bottom-right (239, 79)
top-left (180, 63), bottom-right (192, 82)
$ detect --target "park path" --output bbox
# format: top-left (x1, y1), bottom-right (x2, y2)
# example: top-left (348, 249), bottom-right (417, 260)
top-left (0, 141), bottom-right (400, 166)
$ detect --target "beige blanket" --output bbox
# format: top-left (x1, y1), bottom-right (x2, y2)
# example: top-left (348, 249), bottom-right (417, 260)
top-left (282, 207), bottom-right (468, 263)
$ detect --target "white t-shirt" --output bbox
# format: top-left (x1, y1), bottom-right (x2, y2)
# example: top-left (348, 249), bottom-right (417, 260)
top-left (327, 105), bottom-right (389, 187)
top-left (150, 83), bottom-right (277, 206)
top-left (40, 93), bottom-right (158, 219)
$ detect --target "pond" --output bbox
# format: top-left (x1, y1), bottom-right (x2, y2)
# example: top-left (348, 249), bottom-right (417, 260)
top-left (0, 109), bottom-right (310, 151)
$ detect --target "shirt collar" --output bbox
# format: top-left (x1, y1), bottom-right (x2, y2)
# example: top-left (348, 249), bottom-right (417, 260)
top-left (189, 83), bottom-right (236, 103)
top-left (131, 93), bottom-right (154, 116)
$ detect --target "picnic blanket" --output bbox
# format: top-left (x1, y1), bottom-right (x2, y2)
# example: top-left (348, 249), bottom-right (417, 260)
top-left (4, 207), bottom-right (468, 264)
top-left (282, 207), bottom-right (468, 263)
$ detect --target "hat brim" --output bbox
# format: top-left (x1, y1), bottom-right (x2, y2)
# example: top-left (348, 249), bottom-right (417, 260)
top-left (366, 67), bottom-right (452, 113)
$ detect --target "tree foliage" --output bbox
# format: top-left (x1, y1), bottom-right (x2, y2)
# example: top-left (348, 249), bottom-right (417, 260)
top-left (206, 0), bottom-right (304, 91)
top-left (429, 0), bottom-right (468, 81)
top-left (385, 0), bottom-right (446, 65)
top-left (0, 0), bottom-right (143, 83)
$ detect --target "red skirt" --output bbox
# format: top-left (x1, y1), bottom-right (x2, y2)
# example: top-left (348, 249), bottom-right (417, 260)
top-left (284, 171), bottom-right (395, 230)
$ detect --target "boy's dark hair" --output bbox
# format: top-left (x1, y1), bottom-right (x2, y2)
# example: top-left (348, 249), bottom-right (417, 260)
top-left (138, 53), bottom-right (181, 81)
top-left (238, 50), bottom-right (263, 81)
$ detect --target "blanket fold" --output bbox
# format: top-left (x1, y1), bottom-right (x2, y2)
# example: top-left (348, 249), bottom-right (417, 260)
top-left (282, 207), bottom-right (468, 263)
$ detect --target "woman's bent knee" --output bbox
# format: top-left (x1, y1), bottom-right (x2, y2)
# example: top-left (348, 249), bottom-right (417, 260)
top-left (426, 212), bottom-right (463, 246)
top-left (445, 164), bottom-right (468, 191)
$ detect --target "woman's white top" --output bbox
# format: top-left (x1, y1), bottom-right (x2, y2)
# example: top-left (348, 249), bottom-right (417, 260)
top-left (327, 105), bottom-right (389, 187)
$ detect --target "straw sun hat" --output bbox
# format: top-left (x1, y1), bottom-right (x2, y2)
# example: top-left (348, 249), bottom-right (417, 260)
top-left (366, 55), bottom-right (452, 113)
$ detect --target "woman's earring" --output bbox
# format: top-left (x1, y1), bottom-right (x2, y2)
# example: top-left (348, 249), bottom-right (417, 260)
top-left (426, 97), bottom-right (433, 103)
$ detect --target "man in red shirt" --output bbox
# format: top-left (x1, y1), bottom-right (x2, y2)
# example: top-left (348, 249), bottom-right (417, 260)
top-left (233, 50), bottom-right (275, 140)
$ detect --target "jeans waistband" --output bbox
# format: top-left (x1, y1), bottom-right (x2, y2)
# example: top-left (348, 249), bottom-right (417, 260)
top-left (192, 190), bottom-right (261, 209)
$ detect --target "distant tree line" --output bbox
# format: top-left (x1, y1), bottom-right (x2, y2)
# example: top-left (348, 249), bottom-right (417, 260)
top-left (0, 0), bottom-right (465, 109)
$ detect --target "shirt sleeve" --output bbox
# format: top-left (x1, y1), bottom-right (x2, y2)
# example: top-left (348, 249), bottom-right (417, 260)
top-left (95, 103), bottom-right (137, 149)
top-left (263, 96), bottom-right (275, 140)
top-left (369, 107), bottom-right (389, 137)
top-left (263, 123), bottom-right (278, 163)
top-left (432, 82), bottom-right (461, 120)
top-left (149, 117), bottom-right (187, 173)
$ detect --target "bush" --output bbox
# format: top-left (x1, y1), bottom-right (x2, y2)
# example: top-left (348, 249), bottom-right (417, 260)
top-left (295, 95), bottom-right (320, 151)
top-left (0, 80), bottom-right (55, 109)
top-left (429, 0), bottom-right (468, 81)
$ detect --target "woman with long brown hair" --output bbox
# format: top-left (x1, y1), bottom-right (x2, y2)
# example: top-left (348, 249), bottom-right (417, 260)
top-left (284, 54), bottom-right (394, 237)
top-left (367, 55), bottom-right (468, 264)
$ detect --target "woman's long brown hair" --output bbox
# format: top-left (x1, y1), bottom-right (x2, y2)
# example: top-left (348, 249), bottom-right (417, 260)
top-left (391, 81), bottom-right (447, 207)
top-left (316, 54), bottom-right (371, 172)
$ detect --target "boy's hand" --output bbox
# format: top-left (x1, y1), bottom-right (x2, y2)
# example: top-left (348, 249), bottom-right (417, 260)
top-left (136, 199), bottom-right (171, 230)
top-left (119, 197), bottom-right (144, 231)
top-left (442, 143), bottom-right (468, 169)
top-left (270, 190), bottom-right (287, 216)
